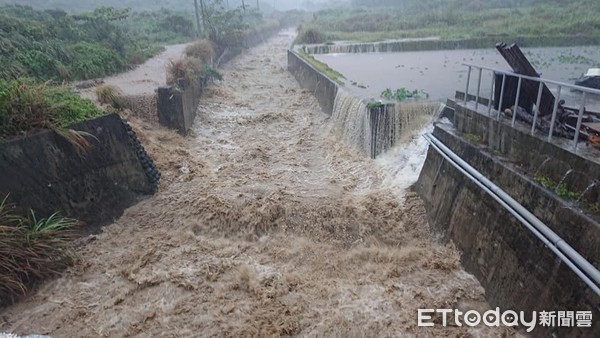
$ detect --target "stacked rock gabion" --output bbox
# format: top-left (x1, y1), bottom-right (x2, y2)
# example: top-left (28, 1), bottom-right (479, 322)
top-left (122, 121), bottom-right (161, 192)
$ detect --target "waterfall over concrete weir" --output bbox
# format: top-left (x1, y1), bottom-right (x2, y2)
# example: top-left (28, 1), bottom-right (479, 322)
top-left (331, 88), bottom-right (438, 158)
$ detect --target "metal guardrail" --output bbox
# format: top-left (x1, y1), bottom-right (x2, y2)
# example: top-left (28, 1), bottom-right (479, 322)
top-left (424, 133), bottom-right (600, 296)
top-left (462, 62), bottom-right (600, 149)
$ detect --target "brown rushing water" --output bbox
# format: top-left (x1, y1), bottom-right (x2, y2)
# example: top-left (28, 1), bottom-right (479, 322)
top-left (0, 30), bottom-right (517, 337)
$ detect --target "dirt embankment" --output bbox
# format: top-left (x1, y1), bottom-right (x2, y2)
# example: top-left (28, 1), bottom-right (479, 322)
top-left (0, 31), bottom-right (516, 337)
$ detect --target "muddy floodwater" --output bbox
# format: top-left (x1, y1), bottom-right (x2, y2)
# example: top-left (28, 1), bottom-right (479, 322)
top-left (0, 30), bottom-right (517, 337)
top-left (314, 46), bottom-right (600, 109)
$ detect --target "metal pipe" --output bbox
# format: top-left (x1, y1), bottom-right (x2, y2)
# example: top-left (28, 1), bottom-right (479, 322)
top-left (532, 81), bottom-right (544, 135)
top-left (573, 92), bottom-right (587, 150)
top-left (511, 77), bottom-right (522, 127)
top-left (475, 68), bottom-right (482, 110)
top-left (423, 133), bottom-right (600, 294)
top-left (465, 66), bottom-right (472, 103)
top-left (548, 86), bottom-right (562, 141)
top-left (497, 74), bottom-right (506, 120)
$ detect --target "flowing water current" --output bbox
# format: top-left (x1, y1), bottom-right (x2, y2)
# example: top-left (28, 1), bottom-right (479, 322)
top-left (0, 30), bottom-right (518, 337)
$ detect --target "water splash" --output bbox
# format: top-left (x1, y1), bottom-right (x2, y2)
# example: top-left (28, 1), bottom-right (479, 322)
top-left (331, 88), bottom-right (371, 155)
top-left (331, 88), bottom-right (438, 158)
top-left (376, 124), bottom-right (434, 196)
top-left (555, 169), bottom-right (573, 190)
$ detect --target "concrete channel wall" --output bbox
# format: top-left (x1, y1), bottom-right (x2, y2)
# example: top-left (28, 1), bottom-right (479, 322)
top-left (287, 49), bottom-right (339, 115)
top-left (158, 27), bottom-right (286, 133)
top-left (416, 102), bottom-right (600, 337)
top-left (0, 114), bottom-right (159, 231)
top-left (157, 79), bottom-right (202, 135)
top-left (303, 35), bottom-right (600, 54)
top-left (288, 50), bottom-right (398, 158)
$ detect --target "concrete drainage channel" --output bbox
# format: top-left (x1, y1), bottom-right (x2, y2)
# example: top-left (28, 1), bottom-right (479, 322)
top-left (424, 133), bottom-right (600, 296)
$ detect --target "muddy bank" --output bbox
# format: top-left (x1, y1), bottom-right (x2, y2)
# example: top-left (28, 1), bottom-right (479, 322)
top-left (0, 30), bottom-right (515, 337)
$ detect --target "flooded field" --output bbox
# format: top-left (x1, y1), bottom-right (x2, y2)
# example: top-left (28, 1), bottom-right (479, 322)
top-left (314, 46), bottom-right (600, 109)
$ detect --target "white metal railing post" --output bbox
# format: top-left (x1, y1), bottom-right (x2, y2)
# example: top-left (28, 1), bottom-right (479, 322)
top-left (497, 74), bottom-right (506, 120)
top-left (511, 77), bottom-right (523, 127)
top-left (531, 81), bottom-right (544, 135)
top-left (465, 66), bottom-right (472, 103)
top-left (459, 62), bottom-right (600, 142)
top-left (548, 85), bottom-right (562, 141)
top-left (487, 73), bottom-right (495, 116)
top-left (475, 67), bottom-right (482, 110)
top-left (573, 92), bottom-right (587, 150)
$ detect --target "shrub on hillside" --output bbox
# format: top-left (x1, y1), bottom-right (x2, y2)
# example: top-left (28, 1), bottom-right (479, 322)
top-left (184, 39), bottom-right (216, 64)
top-left (295, 26), bottom-right (327, 44)
top-left (69, 42), bottom-right (127, 80)
top-left (0, 78), bottom-right (104, 139)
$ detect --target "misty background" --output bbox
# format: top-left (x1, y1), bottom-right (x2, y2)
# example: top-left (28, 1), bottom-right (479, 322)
top-left (0, 0), bottom-right (343, 12)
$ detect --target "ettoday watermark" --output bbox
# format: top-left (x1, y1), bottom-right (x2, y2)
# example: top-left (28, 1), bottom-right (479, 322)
top-left (418, 308), bottom-right (593, 332)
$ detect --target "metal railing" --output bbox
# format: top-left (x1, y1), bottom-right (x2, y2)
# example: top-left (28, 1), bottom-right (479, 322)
top-left (462, 62), bottom-right (600, 149)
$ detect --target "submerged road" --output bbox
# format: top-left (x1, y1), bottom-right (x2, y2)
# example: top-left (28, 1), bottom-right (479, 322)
top-left (0, 30), bottom-right (514, 337)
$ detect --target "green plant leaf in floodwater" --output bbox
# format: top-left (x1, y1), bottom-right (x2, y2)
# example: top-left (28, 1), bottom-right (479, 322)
top-left (380, 87), bottom-right (425, 101)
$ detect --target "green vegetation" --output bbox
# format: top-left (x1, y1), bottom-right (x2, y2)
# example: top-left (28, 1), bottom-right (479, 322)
top-left (0, 79), bottom-right (104, 140)
top-left (555, 184), bottom-right (580, 200)
top-left (295, 26), bottom-right (329, 45)
top-left (298, 50), bottom-right (345, 85)
top-left (95, 85), bottom-right (127, 110)
top-left (381, 88), bottom-right (427, 101)
top-left (556, 53), bottom-right (595, 65)
top-left (0, 2), bottom-right (282, 137)
top-left (588, 202), bottom-right (600, 214)
top-left (296, 0), bottom-right (600, 44)
top-left (367, 101), bottom-right (384, 109)
top-left (465, 133), bottom-right (483, 144)
top-left (0, 5), bottom-right (195, 82)
top-left (185, 39), bottom-right (217, 64)
top-left (535, 174), bottom-right (581, 200)
top-left (1, 196), bottom-right (78, 306)
top-left (535, 174), bottom-right (557, 189)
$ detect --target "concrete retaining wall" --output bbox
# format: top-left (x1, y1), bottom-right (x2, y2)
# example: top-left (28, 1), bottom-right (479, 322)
top-left (158, 28), bottom-right (285, 133)
top-left (415, 104), bottom-right (600, 337)
top-left (303, 35), bottom-right (600, 54)
top-left (287, 49), bottom-right (339, 115)
top-left (157, 79), bottom-right (202, 135)
top-left (450, 101), bottom-right (600, 206)
top-left (0, 114), bottom-right (159, 231)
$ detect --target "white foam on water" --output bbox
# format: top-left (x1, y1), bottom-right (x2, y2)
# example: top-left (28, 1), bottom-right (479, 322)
top-left (375, 123), bottom-right (433, 196)
top-left (331, 88), bottom-right (371, 154)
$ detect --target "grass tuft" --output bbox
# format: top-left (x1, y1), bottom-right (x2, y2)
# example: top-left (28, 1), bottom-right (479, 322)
top-left (0, 78), bottom-right (104, 140)
top-left (184, 39), bottom-right (216, 64)
top-left (95, 85), bottom-right (127, 110)
top-left (167, 57), bottom-right (204, 86)
top-left (297, 51), bottom-right (345, 85)
top-left (0, 195), bottom-right (78, 307)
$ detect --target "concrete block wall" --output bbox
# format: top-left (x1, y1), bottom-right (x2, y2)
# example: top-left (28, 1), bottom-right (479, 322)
top-left (415, 106), bottom-right (600, 337)
top-left (0, 114), bottom-right (159, 231)
top-left (157, 79), bottom-right (201, 135)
